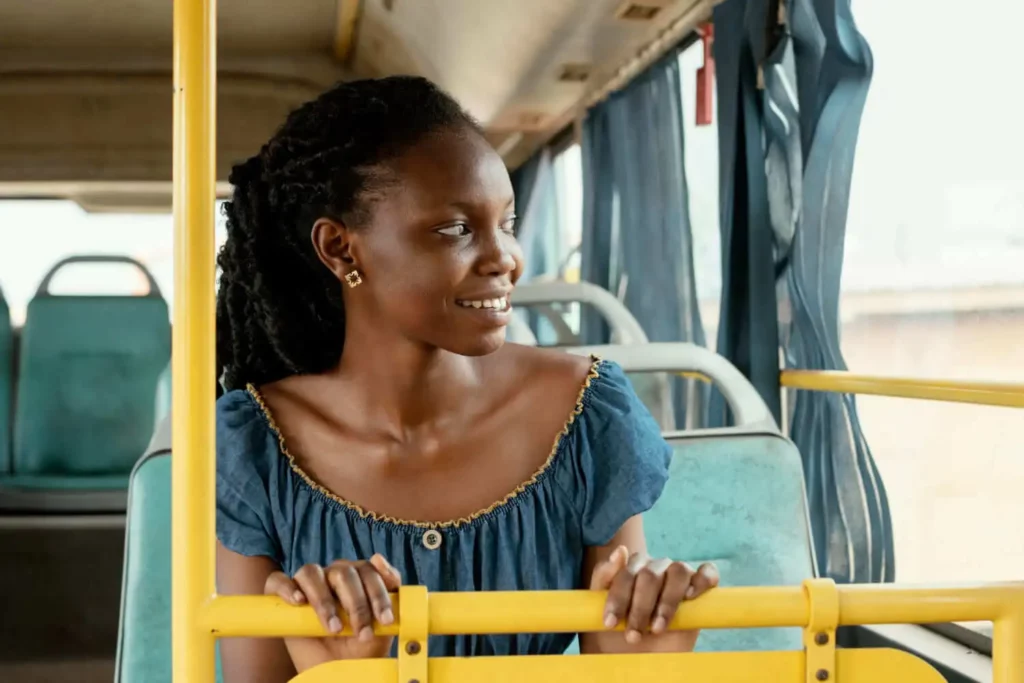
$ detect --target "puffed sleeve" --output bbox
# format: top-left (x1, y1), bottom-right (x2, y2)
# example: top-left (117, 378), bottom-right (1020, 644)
top-left (215, 390), bottom-right (284, 564)
top-left (562, 359), bottom-right (672, 547)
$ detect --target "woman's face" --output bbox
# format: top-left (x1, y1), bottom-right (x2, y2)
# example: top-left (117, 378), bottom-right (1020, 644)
top-left (322, 126), bottom-right (524, 357)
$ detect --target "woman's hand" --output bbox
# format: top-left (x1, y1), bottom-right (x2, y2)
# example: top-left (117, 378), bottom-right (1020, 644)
top-left (264, 553), bottom-right (401, 661)
top-left (588, 545), bottom-right (719, 653)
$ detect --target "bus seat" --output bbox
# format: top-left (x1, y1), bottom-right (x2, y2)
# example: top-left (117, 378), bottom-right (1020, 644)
top-left (648, 429), bottom-right (814, 651)
top-left (0, 288), bottom-right (12, 474)
top-left (4, 256), bottom-right (170, 505)
top-left (117, 449), bottom-right (171, 683)
top-left (154, 362), bottom-right (172, 427)
top-left (116, 415), bottom-right (222, 683)
top-left (563, 430), bottom-right (812, 656)
top-left (625, 372), bottom-right (675, 431)
top-left (560, 343), bottom-right (813, 654)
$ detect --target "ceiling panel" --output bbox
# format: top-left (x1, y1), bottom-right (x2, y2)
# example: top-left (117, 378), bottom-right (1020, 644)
top-left (0, 0), bottom-right (714, 182)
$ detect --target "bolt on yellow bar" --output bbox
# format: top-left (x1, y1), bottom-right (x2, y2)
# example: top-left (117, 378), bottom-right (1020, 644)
top-left (780, 370), bottom-right (1024, 408)
top-left (172, 0), bottom-right (218, 680)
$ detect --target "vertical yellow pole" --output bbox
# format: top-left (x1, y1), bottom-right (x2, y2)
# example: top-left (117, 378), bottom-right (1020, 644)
top-left (172, 0), bottom-right (217, 680)
top-left (993, 615), bottom-right (1024, 683)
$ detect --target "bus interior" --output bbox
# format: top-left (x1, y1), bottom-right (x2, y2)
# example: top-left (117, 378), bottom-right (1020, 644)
top-left (0, 0), bottom-right (1022, 681)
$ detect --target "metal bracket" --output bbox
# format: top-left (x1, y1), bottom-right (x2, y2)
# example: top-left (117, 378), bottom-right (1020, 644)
top-left (803, 578), bottom-right (839, 683)
top-left (398, 585), bottom-right (429, 683)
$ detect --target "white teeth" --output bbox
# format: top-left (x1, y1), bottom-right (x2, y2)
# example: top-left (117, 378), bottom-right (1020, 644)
top-left (457, 297), bottom-right (508, 310)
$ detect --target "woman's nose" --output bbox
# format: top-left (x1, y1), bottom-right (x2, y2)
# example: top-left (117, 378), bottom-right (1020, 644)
top-left (475, 230), bottom-right (519, 276)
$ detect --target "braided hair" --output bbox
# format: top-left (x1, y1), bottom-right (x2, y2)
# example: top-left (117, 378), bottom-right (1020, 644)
top-left (216, 76), bottom-right (480, 391)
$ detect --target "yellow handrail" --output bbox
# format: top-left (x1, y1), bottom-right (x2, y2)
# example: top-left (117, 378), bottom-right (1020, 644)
top-left (780, 370), bottom-right (1024, 408)
top-left (201, 584), bottom-right (1016, 636)
top-left (193, 581), bottom-right (1024, 683)
top-left (171, 0), bottom-right (217, 680)
top-left (678, 370), bottom-right (1024, 407)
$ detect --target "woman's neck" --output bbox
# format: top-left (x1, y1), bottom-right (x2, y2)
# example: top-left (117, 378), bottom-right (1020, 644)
top-left (327, 320), bottom-right (486, 434)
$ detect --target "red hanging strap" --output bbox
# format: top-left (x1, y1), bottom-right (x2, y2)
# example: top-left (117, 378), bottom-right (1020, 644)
top-left (696, 22), bottom-right (715, 126)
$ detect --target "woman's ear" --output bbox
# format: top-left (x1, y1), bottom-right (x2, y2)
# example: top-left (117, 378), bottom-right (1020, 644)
top-left (311, 217), bottom-right (357, 281)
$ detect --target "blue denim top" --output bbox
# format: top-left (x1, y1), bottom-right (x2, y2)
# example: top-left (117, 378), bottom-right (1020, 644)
top-left (216, 357), bottom-right (671, 657)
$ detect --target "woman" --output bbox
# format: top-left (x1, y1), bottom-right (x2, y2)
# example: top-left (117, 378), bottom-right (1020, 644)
top-left (215, 75), bottom-right (718, 681)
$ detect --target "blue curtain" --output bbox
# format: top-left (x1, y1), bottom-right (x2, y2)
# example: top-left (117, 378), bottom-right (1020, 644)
top-left (706, 0), bottom-right (783, 429)
top-left (713, 0), bottom-right (892, 583)
top-left (778, 0), bottom-right (894, 584)
top-left (579, 48), bottom-right (708, 427)
top-left (511, 149), bottom-right (561, 343)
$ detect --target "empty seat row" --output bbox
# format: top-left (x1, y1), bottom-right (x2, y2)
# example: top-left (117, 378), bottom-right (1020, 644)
top-left (0, 256), bottom-right (171, 511)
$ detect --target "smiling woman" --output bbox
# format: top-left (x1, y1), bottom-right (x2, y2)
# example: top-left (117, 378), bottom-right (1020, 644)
top-left (212, 75), bottom-right (718, 682)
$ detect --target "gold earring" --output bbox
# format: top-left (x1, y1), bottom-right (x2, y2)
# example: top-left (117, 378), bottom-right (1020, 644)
top-left (344, 270), bottom-right (363, 288)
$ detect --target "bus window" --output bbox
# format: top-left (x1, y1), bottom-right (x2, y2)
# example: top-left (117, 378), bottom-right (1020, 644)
top-left (839, 0), bottom-right (1024, 633)
top-left (678, 37), bottom-right (722, 349)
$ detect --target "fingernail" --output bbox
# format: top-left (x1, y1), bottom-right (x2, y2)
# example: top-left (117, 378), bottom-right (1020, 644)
top-left (328, 616), bottom-right (342, 633)
top-left (685, 586), bottom-right (696, 599)
top-left (292, 591), bottom-right (305, 604)
top-left (380, 608), bottom-right (394, 625)
top-left (604, 612), bottom-right (618, 629)
top-left (360, 626), bottom-right (375, 642)
top-left (626, 629), bottom-right (642, 644)
top-left (652, 616), bottom-right (667, 633)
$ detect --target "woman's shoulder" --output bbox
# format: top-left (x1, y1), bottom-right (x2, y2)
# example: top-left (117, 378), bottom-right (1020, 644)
top-left (501, 347), bottom-right (671, 547)
top-left (497, 343), bottom-right (627, 393)
top-left (215, 387), bottom-right (278, 473)
top-left (216, 387), bottom-right (263, 432)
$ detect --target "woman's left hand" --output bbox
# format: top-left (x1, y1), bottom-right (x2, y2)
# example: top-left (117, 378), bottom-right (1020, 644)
top-left (589, 545), bottom-right (719, 650)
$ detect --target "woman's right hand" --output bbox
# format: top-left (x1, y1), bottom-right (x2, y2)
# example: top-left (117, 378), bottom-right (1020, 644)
top-left (264, 553), bottom-right (401, 660)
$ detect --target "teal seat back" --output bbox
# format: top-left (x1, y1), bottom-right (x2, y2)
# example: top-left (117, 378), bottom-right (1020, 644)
top-left (154, 362), bottom-right (172, 427)
top-left (647, 431), bottom-right (815, 651)
top-left (117, 450), bottom-right (173, 682)
top-left (117, 420), bottom-right (223, 683)
top-left (0, 289), bottom-right (11, 474)
top-left (14, 256), bottom-right (170, 477)
top-left (625, 372), bottom-right (675, 431)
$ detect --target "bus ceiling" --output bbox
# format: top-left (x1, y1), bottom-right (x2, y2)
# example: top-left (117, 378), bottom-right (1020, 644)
top-left (0, 0), bottom-right (717, 212)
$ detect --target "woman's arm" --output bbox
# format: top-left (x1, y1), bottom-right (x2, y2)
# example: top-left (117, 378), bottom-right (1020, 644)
top-left (217, 543), bottom-right (401, 682)
top-left (579, 515), bottom-right (718, 655)
top-left (217, 542), bottom-right (302, 683)
top-left (218, 543), bottom-right (359, 681)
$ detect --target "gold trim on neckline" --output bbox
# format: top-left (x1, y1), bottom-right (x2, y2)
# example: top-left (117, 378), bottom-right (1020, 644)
top-left (245, 355), bottom-right (602, 530)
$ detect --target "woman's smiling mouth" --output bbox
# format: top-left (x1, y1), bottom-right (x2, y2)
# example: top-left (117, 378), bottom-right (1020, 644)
top-left (455, 295), bottom-right (510, 311)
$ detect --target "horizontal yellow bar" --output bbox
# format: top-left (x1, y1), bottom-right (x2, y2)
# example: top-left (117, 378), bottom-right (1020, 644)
top-left (291, 649), bottom-right (942, 683)
top-left (202, 584), bottom-right (1020, 638)
top-left (780, 370), bottom-right (1024, 408)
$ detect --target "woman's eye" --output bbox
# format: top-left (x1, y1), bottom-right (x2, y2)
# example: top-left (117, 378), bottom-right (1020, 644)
top-left (436, 224), bottom-right (470, 237)
top-left (501, 216), bottom-right (518, 234)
